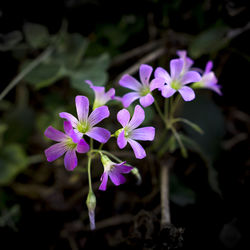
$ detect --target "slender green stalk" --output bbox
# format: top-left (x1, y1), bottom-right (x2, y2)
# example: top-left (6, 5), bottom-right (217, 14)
top-left (87, 139), bottom-right (93, 192)
top-left (170, 126), bottom-right (187, 158)
top-left (172, 118), bottom-right (204, 134)
top-left (0, 46), bottom-right (54, 100)
top-left (164, 98), bottom-right (169, 119)
top-left (169, 95), bottom-right (181, 118)
top-left (154, 98), bottom-right (166, 123)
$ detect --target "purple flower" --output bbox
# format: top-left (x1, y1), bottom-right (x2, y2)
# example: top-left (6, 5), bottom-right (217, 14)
top-left (85, 80), bottom-right (115, 110)
top-left (44, 121), bottom-right (89, 171)
top-left (116, 105), bottom-right (155, 159)
top-left (119, 64), bottom-right (163, 108)
top-left (177, 50), bottom-right (194, 73)
top-left (60, 96), bottom-right (111, 143)
top-left (99, 154), bottom-right (133, 191)
top-left (154, 58), bottom-right (201, 101)
top-left (192, 61), bottom-right (222, 95)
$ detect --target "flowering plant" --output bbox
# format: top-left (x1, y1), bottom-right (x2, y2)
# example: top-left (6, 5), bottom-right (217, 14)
top-left (44, 50), bottom-right (221, 229)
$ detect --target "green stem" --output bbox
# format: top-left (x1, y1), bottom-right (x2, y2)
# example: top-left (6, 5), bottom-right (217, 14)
top-left (0, 46), bottom-right (54, 100)
top-left (154, 98), bottom-right (166, 123)
top-left (169, 95), bottom-right (181, 118)
top-left (164, 98), bottom-right (169, 119)
top-left (170, 126), bottom-right (187, 158)
top-left (88, 139), bottom-right (93, 192)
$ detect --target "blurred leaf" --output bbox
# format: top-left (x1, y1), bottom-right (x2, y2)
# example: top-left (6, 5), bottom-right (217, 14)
top-left (4, 106), bottom-right (35, 145)
top-left (170, 174), bottom-right (196, 206)
top-left (180, 94), bottom-right (225, 194)
top-left (53, 33), bottom-right (89, 69)
top-left (189, 25), bottom-right (229, 58)
top-left (69, 53), bottom-right (110, 93)
top-left (23, 23), bottom-right (50, 49)
top-left (0, 144), bottom-right (28, 185)
top-left (158, 134), bottom-right (176, 157)
top-left (0, 31), bottom-right (23, 51)
top-left (23, 61), bottom-right (65, 89)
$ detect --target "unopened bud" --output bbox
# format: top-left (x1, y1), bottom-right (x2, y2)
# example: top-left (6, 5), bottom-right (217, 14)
top-left (86, 191), bottom-right (96, 230)
top-left (131, 167), bottom-right (142, 185)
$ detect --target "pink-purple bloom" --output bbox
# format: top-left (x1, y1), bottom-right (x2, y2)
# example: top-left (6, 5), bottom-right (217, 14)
top-left (192, 61), bottom-right (222, 95)
top-left (154, 58), bottom-right (201, 101)
top-left (119, 64), bottom-right (163, 108)
top-left (116, 105), bottom-right (155, 159)
top-left (44, 121), bottom-right (89, 171)
top-left (177, 50), bottom-right (194, 73)
top-left (99, 154), bottom-right (133, 191)
top-left (59, 96), bottom-right (111, 144)
top-left (85, 80), bottom-right (115, 110)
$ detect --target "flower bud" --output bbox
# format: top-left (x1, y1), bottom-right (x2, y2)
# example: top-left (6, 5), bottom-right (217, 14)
top-left (131, 167), bottom-right (142, 185)
top-left (86, 191), bottom-right (96, 230)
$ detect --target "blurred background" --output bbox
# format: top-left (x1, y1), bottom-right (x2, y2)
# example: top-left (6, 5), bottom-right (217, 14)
top-left (0, 0), bottom-right (250, 249)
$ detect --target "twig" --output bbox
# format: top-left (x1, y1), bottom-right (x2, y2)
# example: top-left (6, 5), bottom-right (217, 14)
top-left (0, 46), bottom-right (54, 100)
top-left (114, 47), bottom-right (166, 84)
top-left (160, 158), bottom-right (174, 228)
top-left (111, 39), bottom-right (166, 67)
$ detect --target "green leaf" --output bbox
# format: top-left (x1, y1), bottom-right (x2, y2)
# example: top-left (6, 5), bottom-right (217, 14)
top-left (189, 25), bottom-right (229, 58)
top-left (180, 94), bottom-right (225, 194)
top-left (53, 33), bottom-right (89, 69)
top-left (0, 144), bottom-right (28, 185)
top-left (0, 31), bottom-right (23, 51)
top-left (170, 174), bottom-right (196, 206)
top-left (23, 61), bottom-right (65, 89)
top-left (23, 23), bottom-right (50, 49)
top-left (69, 53), bottom-right (110, 93)
top-left (4, 106), bottom-right (35, 145)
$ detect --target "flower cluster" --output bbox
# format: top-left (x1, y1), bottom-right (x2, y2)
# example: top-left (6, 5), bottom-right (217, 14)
top-left (44, 50), bottom-right (221, 230)
top-left (119, 50), bottom-right (221, 104)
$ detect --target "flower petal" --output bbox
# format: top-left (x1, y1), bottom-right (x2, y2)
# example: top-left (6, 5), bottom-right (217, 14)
top-left (75, 95), bottom-right (89, 122)
top-left (44, 126), bottom-right (67, 142)
top-left (86, 127), bottom-right (111, 143)
top-left (59, 112), bottom-right (78, 127)
top-left (122, 92), bottom-right (140, 108)
top-left (128, 105), bottom-right (145, 130)
top-left (150, 78), bottom-right (165, 91)
top-left (64, 149), bottom-right (77, 171)
top-left (45, 142), bottom-right (67, 162)
top-left (127, 139), bottom-right (146, 159)
top-left (131, 127), bottom-right (155, 141)
top-left (88, 106), bottom-right (110, 127)
top-left (203, 72), bottom-right (218, 86)
top-left (178, 86), bottom-right (195, 101)
top-left (99, 172), bottom-right (108, 191)
top-left (160, 85), bottom-right (176, 98)
top-left (139, 64), bottom-right (153, 86)
top-left (109, 170), bottom-right (126, 186)
top-left (117, 109), bottom-right (130, 127)
top-left (182, 71), bottom-right (201, 85)
top-left (154, 67), bottom-right (171, 84)
top-left (205, 61), bottom-right (213, 74)
top-left (117, 130), bottom-right (127, 149)
top-left (119, 74), bottom-right (141, 91)
top-left (76, 138), bottom-right (90, 153)
top-left (114, 162), bottom-right (133, 173)
top-left (139, 93), bottom-right (154, 107)
top-left (170, 59), bottom-right (183, 79)
top-left (63, 121), bottom-right (80, 143)
top-left (106, 88), bottom-right (115, 99)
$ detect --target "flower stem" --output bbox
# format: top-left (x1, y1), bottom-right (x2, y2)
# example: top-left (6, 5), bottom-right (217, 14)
top-left (88, 139), bottom-right (93, 192)
top-left (154, 98), bottom-right (166, 123)
top-left (160, 159), bottom-right (174, 228)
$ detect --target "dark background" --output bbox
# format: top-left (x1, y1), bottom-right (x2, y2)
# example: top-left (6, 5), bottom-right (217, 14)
top-left (0, 0), bottom-right (250, 249)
